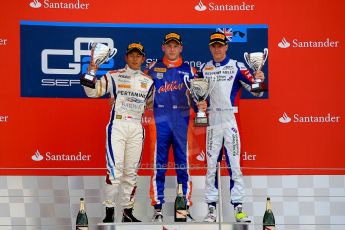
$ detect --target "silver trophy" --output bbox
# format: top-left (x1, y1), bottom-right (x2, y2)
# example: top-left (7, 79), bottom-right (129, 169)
top-left (80, 41), bottom-right (117, 88)
top-left (184, 75), bottom-right (216, 126)
top-left (244, 48), bottom-right (268, 92)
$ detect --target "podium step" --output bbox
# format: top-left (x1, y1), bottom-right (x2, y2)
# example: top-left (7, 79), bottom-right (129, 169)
top-left (97, 222), bottom-right (249, 230)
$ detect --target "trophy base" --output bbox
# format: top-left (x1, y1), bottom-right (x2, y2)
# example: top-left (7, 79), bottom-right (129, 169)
top-left (80, 74), bottom-right (96, 89)
top-left (251, 82), bottom-right (266, 93)
top-left (194, 116), bottom-right (208, 127)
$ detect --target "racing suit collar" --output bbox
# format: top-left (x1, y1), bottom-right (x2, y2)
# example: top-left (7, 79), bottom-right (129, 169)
top-left (163, 56), bottom-right (183, 68)
top-left (124, 65), bottom-right (141, 74)
top-left (212, 55), bottom-right (230, 67)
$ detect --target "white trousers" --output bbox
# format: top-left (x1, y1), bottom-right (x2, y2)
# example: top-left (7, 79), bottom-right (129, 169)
top-left (104, 120), bottom-right (144, 209)
top-left (205, 124), bottom-right (245, 205)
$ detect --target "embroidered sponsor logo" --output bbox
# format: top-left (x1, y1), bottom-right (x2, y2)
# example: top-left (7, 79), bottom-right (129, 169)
top-left (118, 74), bottom-right (130, 79)
top-left (154, 67), bottom-right (167, 73)
top-left (178, 70), bottom-right (189, 75)
top-left (156, 73), bottom-right (164, 79)
top-left (118, 84), bottom-right (131, 88)
top-left (118, 90), bottom-right (147, 98)
top-left (158, 81), bottom-right (184, 93)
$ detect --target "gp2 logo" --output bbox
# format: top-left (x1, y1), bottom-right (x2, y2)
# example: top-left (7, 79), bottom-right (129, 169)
top-left (41, 37), bottom-right (115, 75)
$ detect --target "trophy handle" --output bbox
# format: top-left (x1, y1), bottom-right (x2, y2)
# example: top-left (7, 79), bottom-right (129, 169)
top-left (108, 48), bottom-right (117, 60)
top-left (243, 52), bottom-right (252, 69)
top-left (88, 40), bottom-right (95, 50)
top-left (257, 48), bottom-right (268, 73)
top-left (87, 41), bottom-right (97, 69)
top-left (262, 48), bottom-right (268, 65)
top-left (183, 74), bottom-right (191, 91)
top-left (204, 75), bottom-right (217, 99)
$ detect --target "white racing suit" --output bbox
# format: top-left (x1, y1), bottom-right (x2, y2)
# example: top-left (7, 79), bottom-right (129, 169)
top-left (200, 56), bottom-right (262, 206)
top-left (84, 65), bottom-right (154, 209)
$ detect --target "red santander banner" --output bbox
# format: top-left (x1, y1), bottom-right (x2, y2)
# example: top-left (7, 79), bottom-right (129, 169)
top-left (0, 0), bottom-right (344, 175)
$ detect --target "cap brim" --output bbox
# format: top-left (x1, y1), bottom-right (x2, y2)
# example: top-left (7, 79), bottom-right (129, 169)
top-left (209, 40), bottom-right (227, 46)
top-left (163, 38), bottom-right (182, 45)
top-left (126, 48), bottom-right (145, 56)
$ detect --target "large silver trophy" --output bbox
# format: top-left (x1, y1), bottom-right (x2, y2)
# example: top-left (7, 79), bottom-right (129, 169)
top-left (80, 41), bottom-right (117, 88)
top-left (244, 48), bottom-right (268, 92)
top-left (184, 75), bottom-right (216, 126)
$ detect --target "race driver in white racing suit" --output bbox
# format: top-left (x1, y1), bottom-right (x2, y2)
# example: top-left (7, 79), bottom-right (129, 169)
top-left (197, 32), bottom-right (265, 223)
top-left (83, 43), bottom-right (154, 223)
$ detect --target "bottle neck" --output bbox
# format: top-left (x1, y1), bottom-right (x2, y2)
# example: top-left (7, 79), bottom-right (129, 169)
top-left (266, 199), bottom-right (272, 211)
top-left (177, 184), bottom-right (183, 196)
top-left (80, 200), bottom-right (85, 212)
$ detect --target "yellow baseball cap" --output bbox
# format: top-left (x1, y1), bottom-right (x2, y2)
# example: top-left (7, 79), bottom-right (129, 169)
top-left (163, 32), bottom-right (182, 45)
top-left (126, 42), bottom-right (145, 56)
top-left (209, 32), bottom-right (227, 46)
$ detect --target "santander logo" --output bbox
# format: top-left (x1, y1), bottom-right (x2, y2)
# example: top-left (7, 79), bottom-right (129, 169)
top-left (278, 37), bottom-right (339, 48)
top-left (31, 150), bottom-right (92, 161)
top-left (279, 112), bottom-right (292, 123)
top-left (30, 0), bottom-right (42, 8)
top-left (195, 0), bottom-right (207, 11)
top-left (32, 150), bottom-right (44, 161)
top-left (29, 0), bottom-right (90, 10)
top-left (158, 81), bottom-right (184, 93)
top-left (278, 37), bottom-right (290, 48)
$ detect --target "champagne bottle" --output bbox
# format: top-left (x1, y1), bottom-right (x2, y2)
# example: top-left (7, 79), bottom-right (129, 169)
top-left (76, 198), bottom-right (88, 230)
top-left (263, 197), bottom-right (275, 230)
top-left (174, 183), bottom-right (187, 222)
